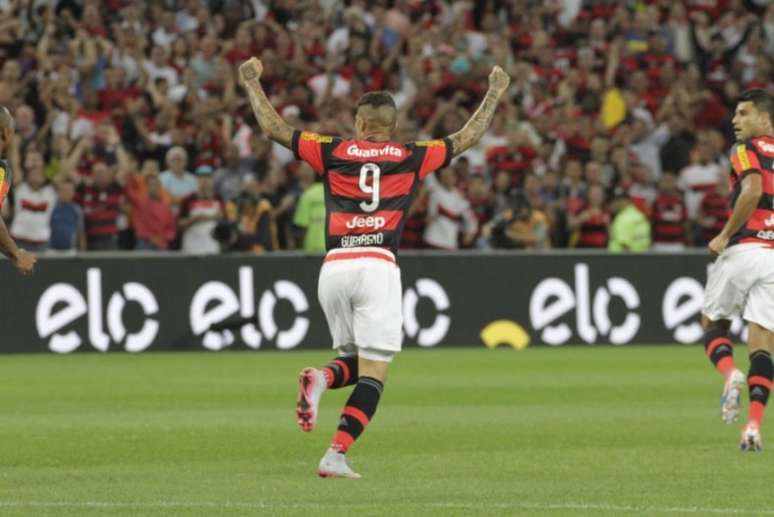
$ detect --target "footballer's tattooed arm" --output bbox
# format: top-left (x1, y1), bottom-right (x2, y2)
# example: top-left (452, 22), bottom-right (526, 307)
top-left (239, 58), bottom-right (295, 149)
top-left (448, 65), bottom-right (510, 157)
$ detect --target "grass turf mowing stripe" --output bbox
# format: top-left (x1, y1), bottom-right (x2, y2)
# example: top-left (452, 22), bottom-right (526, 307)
top-left (0, 347), bottom-right (768, 516)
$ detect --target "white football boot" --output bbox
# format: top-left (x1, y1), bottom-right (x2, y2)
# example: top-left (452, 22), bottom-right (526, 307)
top-left (318, 448), bottom-right (361, 479)
top-left (721, 369), bottom-right (746, 424)
top-left (740, 422), bottom-right (763, 452)
top-left (296, 368), bottom-right (327, 432)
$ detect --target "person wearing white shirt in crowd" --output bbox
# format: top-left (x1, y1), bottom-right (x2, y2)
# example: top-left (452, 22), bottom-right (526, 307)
top-left (10, 151), bottom-right (57, 252)
top-left (179, 165), bottom-right (222, 255)
top-left (679, 140), bottom-right (723, 220)
top-left (423, 166), bottom-right (477, 250)
top-left (160, 146), bottom-right (197, 208)
top-left (143, 46), bottom-right (179, 86)
top-left (152, 11), bottom-right (178, 48)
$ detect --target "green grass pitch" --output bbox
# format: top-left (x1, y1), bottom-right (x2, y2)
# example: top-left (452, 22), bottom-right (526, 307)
top-left (0, 346), bottom-right (771, 516)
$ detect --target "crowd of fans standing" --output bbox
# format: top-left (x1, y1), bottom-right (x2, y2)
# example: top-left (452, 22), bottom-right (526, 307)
top-left (0, 0), bottom-right (772, 254)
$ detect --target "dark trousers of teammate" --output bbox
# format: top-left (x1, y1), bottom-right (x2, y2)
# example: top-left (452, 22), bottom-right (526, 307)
top-left (320, 356), bottom-right (383, 453)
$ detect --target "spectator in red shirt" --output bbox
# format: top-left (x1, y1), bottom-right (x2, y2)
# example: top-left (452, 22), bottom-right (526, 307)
top-left (569, 184), bottom-right (610, 248)
top-left (97, 66), bottom-right (139, 113)
top-left (126, 170), bottom-right (176, 251)
top-left (75, 162), bottom-right (126, 251)
top-left (651, 173), bottom-right (689, 250)
top-left (699, 174), bottom-right (731, 246)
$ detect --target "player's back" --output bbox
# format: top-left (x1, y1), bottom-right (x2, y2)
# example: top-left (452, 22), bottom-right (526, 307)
top-left (727, 135), bottom-right (774, 246)
top-left (292, 130), bottom-right (452, 253)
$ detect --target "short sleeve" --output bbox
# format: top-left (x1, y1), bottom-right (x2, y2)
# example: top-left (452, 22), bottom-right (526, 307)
top-left (0, 164), bottom-right (9, 209)
top-left (411, 138), bottom-right (454, 179)
top-left (730, 142), bottom-right (762, 181)
top-left (292, 130), bottom-right (339, 175)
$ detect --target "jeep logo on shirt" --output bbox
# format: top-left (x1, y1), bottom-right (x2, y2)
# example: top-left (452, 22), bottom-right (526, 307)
top-left (345, 215), bottom-right (386, 230)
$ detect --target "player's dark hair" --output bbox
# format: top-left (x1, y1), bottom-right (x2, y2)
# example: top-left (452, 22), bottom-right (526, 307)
top-left (356, 91), bottom-right (397, 112)
top-left (355, 91), bottom-right (397, 130)
top-left (737, 89), bottom-right (774, 127)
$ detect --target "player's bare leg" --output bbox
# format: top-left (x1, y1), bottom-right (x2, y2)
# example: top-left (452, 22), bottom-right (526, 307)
top-left (702, 316), bottom-right (745, 423)
top-left (296, 355), bottom-right (359, 432)
top-left (319, 356), bottom-right (389, 479)
top-left (740, 322), bottom-right (774, 451)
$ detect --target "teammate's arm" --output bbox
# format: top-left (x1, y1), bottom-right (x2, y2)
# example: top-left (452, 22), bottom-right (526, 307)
top-left (239, 57), bottom-right (294, 149)
top-left (709, 173), bottom-right (762, 256)
top-left (0, 216), bottom-right (35, 274)
top-left (446, 66), bottom-right (510, 156)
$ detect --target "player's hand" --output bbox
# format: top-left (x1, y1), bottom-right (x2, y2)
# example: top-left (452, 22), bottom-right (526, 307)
top-left (12, 249), bottom-right (36, 275)
top-left (239, 58), bottom-right (263, 85)
top-left (488, 65), bottom-right (510, 96)
top-left (708, 234), bottom-right (729, 257)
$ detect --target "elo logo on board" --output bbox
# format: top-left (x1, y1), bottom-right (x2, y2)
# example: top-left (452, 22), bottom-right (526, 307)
top-left (403, 278), bottom-right (450, 347)
top-left (36, 268), bottom-right (160, 353)
top-left (529, 263), bottom-right (640, 345)
top-left (189, 267), bottom-right (309, 351)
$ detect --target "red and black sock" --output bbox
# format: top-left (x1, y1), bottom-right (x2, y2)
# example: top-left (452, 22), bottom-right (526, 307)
top-left (321, 356), bottom-right (358, 389)
top-left (331, 376), bottom-right (383, 453)
top-left (748, 350), bottom-right (773, 428)
top-left (704, 327), bottom-right (735, 376)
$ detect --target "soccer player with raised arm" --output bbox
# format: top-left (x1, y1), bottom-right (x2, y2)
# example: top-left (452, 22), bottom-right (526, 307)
top-left (701, 89), bottom-right (774, 451)
top-left (240, 57), bottom-right (509, 477)
top-left (0, 106), bottom-right (36, 275)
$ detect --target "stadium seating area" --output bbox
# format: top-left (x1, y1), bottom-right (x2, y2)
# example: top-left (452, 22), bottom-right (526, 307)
top-left (0, 0), bottom-right (772, 253)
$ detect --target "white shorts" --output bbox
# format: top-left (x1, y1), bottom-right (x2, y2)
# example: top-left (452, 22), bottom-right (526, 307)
top-left (318, 247), bottom-right (403, 362)
top-left (703, 243), bottom-right (774, 331)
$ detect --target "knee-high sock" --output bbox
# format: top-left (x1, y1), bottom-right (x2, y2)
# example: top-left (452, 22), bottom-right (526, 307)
top-left (748, 350), bottom-right (773, 428)
top-left (331, 376), bottom-right (383, 453)
top-left (704, 327), bottom-right (735, 376)
top-left (321, 356), bottom-right (358, 389)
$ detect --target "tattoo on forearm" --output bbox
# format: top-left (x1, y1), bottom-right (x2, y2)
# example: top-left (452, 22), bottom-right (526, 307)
top-left (245, 80), bottom-right (294, 149)
top-left (449, 90), bottom-right (501, 155)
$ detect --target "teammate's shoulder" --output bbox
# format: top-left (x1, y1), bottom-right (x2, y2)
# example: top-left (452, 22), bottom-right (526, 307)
top-left (0, 158), bottom-right (10, 183)
top-left (748, 136), bottom-right (774, 157)
top-left (728, 139), bottom-right (757, 163)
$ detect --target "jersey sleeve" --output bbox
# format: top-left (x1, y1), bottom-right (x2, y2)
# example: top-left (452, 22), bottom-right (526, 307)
top-left (729, 141), bottom-right (763, 181)
top-left (410, 138), bottom-right (454, 179)
top-left (0, 162), bottom-right (11, 209)
top-left (291, 130), bottom-right (340, 175)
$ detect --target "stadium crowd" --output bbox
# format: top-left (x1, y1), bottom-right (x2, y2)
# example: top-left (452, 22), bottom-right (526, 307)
top-left (0, 0), bottom-right (772, 254)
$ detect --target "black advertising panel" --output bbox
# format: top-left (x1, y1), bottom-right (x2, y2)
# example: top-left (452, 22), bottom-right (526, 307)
top-left (0, 252), bottom-right (738, 354)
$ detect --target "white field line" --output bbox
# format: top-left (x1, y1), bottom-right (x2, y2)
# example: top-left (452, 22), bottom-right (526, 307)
top-left (0, 500), bottom-right (772, 514)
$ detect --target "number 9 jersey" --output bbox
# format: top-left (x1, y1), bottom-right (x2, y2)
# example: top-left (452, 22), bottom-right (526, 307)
top-left (291, 130), bottom-right (453, 253)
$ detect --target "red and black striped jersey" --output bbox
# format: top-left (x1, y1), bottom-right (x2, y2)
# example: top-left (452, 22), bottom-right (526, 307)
top-left (291, 130), bottom-right (452, 253)
top-left (700, 189), bottom-right (729, 244)
top-left (75, 182), bottom-right (124, 238)
top-left (651, 194), bottom-right (687, 244)
top-left (0, 158), bottom-right (12, 209)
top-left (727, 135), bottom-right (774, 247)
top-left (576, 210), bottom-right (609, 248)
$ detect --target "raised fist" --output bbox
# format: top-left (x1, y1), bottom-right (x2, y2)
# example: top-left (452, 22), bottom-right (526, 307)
top-left (488, 65), bottom-right (510, 95)
top-left (239, 57), bottom-right (264, 84)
